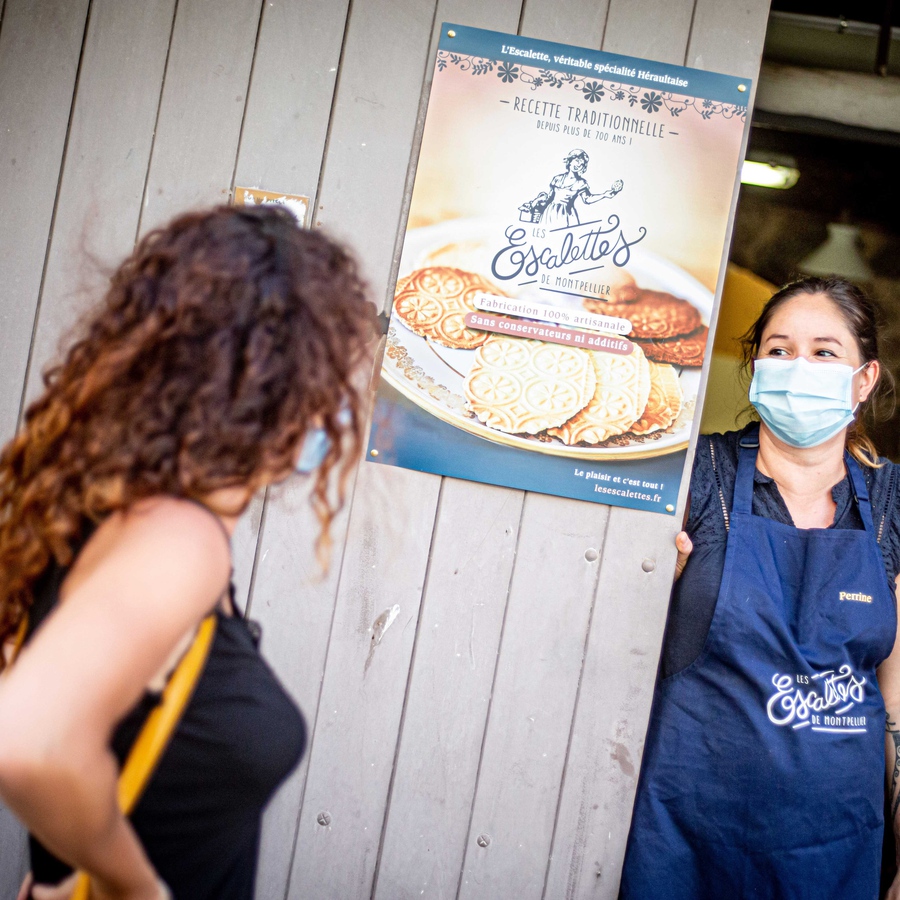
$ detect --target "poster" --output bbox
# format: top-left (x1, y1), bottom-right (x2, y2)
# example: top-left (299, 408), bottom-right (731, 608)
top-left (367, 24), bottom-right (751, 514)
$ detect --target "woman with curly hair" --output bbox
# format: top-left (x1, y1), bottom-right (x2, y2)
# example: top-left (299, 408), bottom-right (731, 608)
top-left (0, 205), bottom-right (377, 900)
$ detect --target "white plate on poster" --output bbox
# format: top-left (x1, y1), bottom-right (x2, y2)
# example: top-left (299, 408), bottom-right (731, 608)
top-left (382, 218), bottom-right (712, 460)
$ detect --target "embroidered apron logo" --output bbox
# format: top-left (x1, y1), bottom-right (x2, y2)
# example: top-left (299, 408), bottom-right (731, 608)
top-left (766, 665), bottom-right (868, 733)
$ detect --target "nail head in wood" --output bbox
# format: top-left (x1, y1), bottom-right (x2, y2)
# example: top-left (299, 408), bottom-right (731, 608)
top-left (641, 558), bottom-right (656, 573)
top-left (584, 548), bottom-right (599, 563)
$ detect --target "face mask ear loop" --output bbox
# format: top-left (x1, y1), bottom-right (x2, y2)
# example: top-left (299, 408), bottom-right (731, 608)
top-left (851, 361), bottom-right (872, 415)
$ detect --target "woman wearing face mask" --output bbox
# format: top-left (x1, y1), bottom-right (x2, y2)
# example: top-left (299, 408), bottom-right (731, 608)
top-left (620, 277), bottom-right (900, 900)
top-left (0, 205), bottom-right (377, 900)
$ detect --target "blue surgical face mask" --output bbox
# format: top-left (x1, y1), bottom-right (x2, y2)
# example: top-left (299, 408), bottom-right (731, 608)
top-left (295, 427), bottom-right (331, 474)
top-left (294, 408), bottom-right (352, 475)
top-left (748, 357), bottom-right (866, 449)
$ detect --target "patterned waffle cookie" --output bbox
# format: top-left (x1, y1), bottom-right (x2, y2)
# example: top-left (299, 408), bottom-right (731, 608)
top-left (464, 335), bottom-right (597, 435)
top-left (394, 266), bottom-right (504, 350)
top-left (585, 289), bottom-right (701, 340)
top-left (629, 361), bottom-right (684, 435)
top-left (636, 325), bottom-right (709, 367)
top-left (548, 342), bottom-right (651, 445)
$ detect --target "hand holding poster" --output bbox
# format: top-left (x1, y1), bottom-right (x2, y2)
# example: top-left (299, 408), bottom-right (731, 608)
top-left (367, 24), bottom-right (751, 515)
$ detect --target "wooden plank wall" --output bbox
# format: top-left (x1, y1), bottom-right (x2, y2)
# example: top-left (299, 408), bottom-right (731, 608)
top-left (0, 1), bottom-right (770, 897)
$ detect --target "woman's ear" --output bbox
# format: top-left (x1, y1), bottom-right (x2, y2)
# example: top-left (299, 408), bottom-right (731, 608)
top-left (857, 359), bottom-right (880, 404)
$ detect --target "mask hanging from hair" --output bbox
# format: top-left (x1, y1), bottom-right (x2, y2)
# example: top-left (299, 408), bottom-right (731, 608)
top-left (748, 357), bottom-right (866, 449)
top-left (295, 427), bottom-right (331, 474)
top-left (294, 408), bottom-right (352, 475)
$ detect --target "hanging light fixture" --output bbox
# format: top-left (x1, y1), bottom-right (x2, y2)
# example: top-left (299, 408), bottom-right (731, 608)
top-left (798, 222), bottom-right (874, 282)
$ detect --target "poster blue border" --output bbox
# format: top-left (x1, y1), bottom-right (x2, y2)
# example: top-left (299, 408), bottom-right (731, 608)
top-left (439, 22), bottom-right (752, 105)
top-left (369, 383), bottom-right (684, 515)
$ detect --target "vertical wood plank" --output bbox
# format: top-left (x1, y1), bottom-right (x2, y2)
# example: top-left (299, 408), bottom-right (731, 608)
top-left (133, 0), bottom-right (264, 606)
top-left (237, 1), bottom-right (398, 895)
top-left (542, 507), bottom-right (680, 900)
top-left (544, 2), bottom-right (770, 897)
top-left (136, 0), bottom-right (263, 236)
top-left (370, 2), bottom-right (531, 895)
top-left (310, 0), bottom-right (438, 306)
top-left (229, 4), bottom-right (354, 893)
top-left (0, 805), bottom-right (30, 900)
top-left (232, 0), bottom-right (350, 196)
top-left (602, 0), bottom-right (697, 63)
top-left (0, 1), bottom-right (89, 882)
top-left (246, 474), bottom-right (356, 899)
top-left (686, 0), bottom-right (772, 72)
top-left (456, 495), bottom-right (610, 899)
top-left (537, 1), bottom-right (703, 896)
top-left (520, 0), bottom-right (611, 47)
top-left (372, 482), bottom-right (524, 899)
top-left (286, 463), bottom-right (442, 900)
top-left (263, 2), bottom-right (449, 898)
top-left (21, 0), bottom-right (177, 407)
top-left (526, 1), bottom-right (697, 895)
top-left (402, 6), bottom-right (600, 899)
top-left (0, 0), bottom-right (88, 440)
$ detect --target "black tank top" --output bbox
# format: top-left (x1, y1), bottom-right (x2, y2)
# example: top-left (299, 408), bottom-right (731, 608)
top-left (25, 527), bottom-right (306, 899)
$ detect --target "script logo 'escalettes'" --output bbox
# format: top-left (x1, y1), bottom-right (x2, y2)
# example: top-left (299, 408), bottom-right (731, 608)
top-left (490, 219), bottom-right (647, 283)
top-left (493, 147), bottom-right (647, 297)
top-left (766, 665), bottom-right (867, 728)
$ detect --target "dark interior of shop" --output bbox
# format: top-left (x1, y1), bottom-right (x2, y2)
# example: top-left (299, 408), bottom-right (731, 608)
top-left (729, 0), bottom-right (900, 458)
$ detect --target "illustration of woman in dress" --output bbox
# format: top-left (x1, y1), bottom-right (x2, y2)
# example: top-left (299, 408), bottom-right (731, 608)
top-left (519, 149), bottom-right (623, 229)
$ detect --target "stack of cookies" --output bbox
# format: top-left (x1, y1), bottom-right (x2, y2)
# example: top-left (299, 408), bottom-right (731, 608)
top-left (584, 289), bottom-right (709, 368)
top-left (392, 266), bottom-right (684, 447)
top-left (463, 335), bottom-right (682, 444)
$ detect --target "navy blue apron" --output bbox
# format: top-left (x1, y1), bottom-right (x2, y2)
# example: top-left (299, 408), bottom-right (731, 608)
top-left (621, 429), bottom-right (897, 900)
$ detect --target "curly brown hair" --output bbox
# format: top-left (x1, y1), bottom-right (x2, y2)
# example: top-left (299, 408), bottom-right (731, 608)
top-left (0, 205), bottom-right (378, 660)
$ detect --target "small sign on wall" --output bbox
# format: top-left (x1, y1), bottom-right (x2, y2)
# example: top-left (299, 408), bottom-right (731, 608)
top-left (233, 186), bottom-right (311, 228)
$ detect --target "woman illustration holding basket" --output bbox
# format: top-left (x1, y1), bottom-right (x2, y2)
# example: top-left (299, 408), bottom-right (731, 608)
top-left (519, 149), bottom-right (623, 229)
top-left (0, 205), bottom-right (377, 900)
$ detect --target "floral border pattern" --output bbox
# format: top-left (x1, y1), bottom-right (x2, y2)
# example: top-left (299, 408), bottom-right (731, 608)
top-left (437, 52), bottom-right (746, 122)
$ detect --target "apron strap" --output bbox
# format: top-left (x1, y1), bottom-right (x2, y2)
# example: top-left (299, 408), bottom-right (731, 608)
top-left (845, 452), bottom-right (875, 535)
top-left (734, 425), bottom-right (875, 533)
top-left (733, 425), bottom-right (760, 515)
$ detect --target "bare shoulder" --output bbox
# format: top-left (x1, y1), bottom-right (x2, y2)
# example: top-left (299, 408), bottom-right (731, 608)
top-left (65, 497), bottom-right (232, 612)
top-left (0, 498), bottom-right (234, 743)
top-left (121, 497), bottom-right (231, 559)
